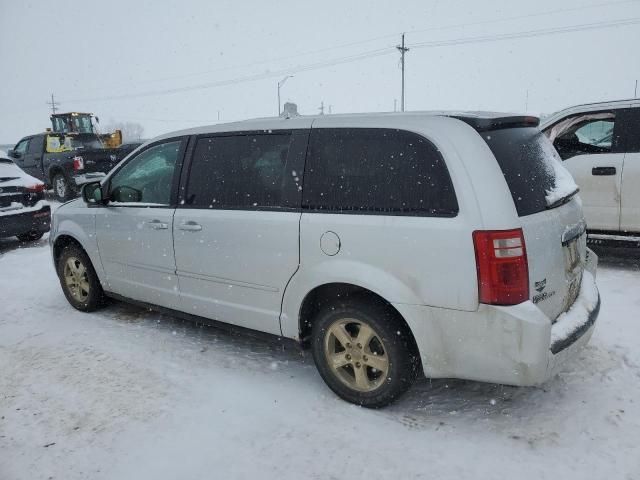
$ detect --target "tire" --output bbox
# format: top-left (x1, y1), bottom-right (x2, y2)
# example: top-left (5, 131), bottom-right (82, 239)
top-left (56, 243), bottom-right (105, 312)
top-left (52, 173), bottom-right (74, 201)
top-left (16, 231), bottom-right (44, 242)
top-left (311, 298), bottom-right (420, 408)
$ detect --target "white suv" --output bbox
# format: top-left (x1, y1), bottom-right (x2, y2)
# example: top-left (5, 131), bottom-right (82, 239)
top-left (541, 99), bottom-right (640, 237)
top-left (50, 112), bottom-right (600, 407)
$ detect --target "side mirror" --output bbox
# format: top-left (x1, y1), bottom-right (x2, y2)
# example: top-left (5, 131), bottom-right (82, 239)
top-left (82, 181), bottom-right (104, 205)
top-left (8, 149), bottom-right (20, 159)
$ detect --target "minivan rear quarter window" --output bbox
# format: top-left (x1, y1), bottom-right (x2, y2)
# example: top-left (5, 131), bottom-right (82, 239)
top-left (302, 128), bottom-right (458, 216)
top-left (481, 127), bottom-right (566, 216)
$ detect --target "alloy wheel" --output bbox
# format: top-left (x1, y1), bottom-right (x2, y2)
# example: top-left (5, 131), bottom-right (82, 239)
top-left (63, 256), bottom-right (90, 302)
top-left (324, 318), bottom-right (389, 392)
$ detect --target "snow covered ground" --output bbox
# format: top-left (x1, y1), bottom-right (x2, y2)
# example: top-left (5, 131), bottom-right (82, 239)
top-left (1, 232), bottom-right (639, 479)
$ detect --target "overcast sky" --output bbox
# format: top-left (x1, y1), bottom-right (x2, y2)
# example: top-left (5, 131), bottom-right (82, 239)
top-left (1, 0), bottom-right (639, 143)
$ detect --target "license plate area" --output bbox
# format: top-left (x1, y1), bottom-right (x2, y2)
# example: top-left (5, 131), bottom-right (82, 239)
top-left (562, 236), bottom-right (584, 312)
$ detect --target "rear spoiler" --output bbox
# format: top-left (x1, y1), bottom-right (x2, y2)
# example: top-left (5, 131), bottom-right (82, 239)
top-left (448, 115), bottom-right (540, 132)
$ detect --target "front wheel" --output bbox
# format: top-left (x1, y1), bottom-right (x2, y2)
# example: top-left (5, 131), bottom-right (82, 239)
top-left (56, 244), bottom-right (105, 311)
top-left (311, 299), bottom-right (420, 408)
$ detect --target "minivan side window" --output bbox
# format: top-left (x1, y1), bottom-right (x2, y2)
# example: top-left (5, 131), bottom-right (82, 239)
top-left (302, 128), bottom-right (458, 216)
top-left (185, 133), bottom-right (292, 208)
top-left (546, 111), bottom-right (620, 160)
top-left (108, 140), bottom-right (183, 205)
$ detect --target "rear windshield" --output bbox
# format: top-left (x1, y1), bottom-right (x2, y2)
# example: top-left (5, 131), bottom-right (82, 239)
top-left (481, 127), bottom-right (575, 216)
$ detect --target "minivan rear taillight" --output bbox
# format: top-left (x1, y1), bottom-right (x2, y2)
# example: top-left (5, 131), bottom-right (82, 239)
top-left (473, 228), bottom-right (529, 305)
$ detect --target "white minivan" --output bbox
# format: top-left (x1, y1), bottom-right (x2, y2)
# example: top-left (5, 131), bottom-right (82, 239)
top-left (50, 112), bottom-right (600, 407)
top-left (541, 99), bottom-right (640, 237)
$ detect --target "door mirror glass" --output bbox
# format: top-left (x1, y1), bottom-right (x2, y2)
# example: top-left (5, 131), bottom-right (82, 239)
top-left (82, 181), bottom-right (104, 205)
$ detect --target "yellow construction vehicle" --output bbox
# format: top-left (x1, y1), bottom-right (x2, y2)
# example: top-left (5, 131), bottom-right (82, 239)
top-left (49, 112), bottom-right (122, 149)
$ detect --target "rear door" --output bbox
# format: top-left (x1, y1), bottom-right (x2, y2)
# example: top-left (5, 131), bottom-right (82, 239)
top-left (173, 130), bottom-right (308, 335)
top-left (619, 108), bottom-right (640, 233)
top-left (544, 110), bottom-right (625, 231)
top-left (481, 127), bottom-right (586, 321)
top-left (95, 138), bottom-right (187, 308)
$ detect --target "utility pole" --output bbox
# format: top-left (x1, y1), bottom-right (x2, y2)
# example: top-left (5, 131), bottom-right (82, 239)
top-left (277, 75), bottom-right (294, 116)
top-left (319, 101), bottom-right (325, 115)
top-left (635, 79), bottom-right (638, 98)
top-left (396, 33), bottom-right (409, 112)
top-left (46, 93), bottom-right (59, 114)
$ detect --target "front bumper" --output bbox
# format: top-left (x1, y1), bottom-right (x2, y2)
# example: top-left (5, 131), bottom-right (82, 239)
top-left (0, 202), bottom-right (51, 238)
top-left (72, 172), bottom-right (106, 186)
top-left (393, 250), bottom-right (600, 387)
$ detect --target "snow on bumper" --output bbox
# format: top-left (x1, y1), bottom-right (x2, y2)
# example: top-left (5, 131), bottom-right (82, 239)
top-left (393, 256), bottom-right (600, 387)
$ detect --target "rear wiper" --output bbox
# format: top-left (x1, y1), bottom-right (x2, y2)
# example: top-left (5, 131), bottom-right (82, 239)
top-left (0, 177), bottom-right (20, 183)
top-left (546, 187), bottom-right (580, 210)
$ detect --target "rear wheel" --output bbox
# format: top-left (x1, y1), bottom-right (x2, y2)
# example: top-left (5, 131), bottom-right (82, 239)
top-left (52, 173), bottom-right (74, 201)
top-left (16, 231), bottom-right (44, 242)
top-left (311, 299), bottom-right (419, 408)
top-left (56, 244), bottom-right (105, 311)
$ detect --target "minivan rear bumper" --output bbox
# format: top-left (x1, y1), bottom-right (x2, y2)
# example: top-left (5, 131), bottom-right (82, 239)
top-left (393, 253), bottom-right (600, 387)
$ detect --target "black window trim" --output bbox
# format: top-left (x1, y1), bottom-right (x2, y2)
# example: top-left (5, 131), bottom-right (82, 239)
top-left (300, 127), bottom-right (459, 218)
top-left (103, 135), bottom-right (190, 209)
top-left (177, 128), bottom-right (309, 212)
top-left (543, 108), bottom-right (626, 155)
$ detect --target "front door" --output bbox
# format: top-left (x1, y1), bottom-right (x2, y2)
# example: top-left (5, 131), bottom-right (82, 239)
top-left (548, 111), bottom-right (624, 231)
top-left (11, 138), bottom-right (30, 172)
top-left (23, 135), bottom-right (44, 179)
top-left (173, 130), bottom-right (307, 335)
top-left (95, 138), bottom-right (187, 308)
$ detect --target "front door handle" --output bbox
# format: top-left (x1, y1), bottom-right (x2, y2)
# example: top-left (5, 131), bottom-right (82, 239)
top-left (592, 166), bottom-right (616, 176)
top-left (178, 221), bottom-right (202, 232)
top-left (146, 220), bottom-right (168, 230)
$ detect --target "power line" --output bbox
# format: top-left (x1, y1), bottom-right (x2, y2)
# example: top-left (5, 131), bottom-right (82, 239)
top-left (64, 16), bottom-right (640, 104)
top-left (56, 0), bottom-right (638, 97)
top-left (409, 16), bottom-right (640, 49)
top-left (64, 47), bottom-right (395, 103)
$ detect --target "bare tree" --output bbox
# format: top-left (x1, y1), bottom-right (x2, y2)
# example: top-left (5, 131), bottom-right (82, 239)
top-left (102, 121), bottom-right (145, 142)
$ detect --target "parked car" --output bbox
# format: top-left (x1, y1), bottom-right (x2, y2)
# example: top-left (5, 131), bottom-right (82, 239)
top-left (50, 112), bottom-right (600, 407)
top-left (7, 134), bottom-right (141, 202)
top-left (540, 99), bottom-right (640, 237)
top-left (0, 155), bottom-right (50, 241)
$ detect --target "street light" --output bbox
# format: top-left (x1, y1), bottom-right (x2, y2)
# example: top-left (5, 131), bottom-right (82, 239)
top-left (278, 75), bottom-right (294, 116)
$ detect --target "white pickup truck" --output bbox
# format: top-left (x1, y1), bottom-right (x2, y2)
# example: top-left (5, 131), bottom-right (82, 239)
top-left (541, 99), bottom-right (640, 237)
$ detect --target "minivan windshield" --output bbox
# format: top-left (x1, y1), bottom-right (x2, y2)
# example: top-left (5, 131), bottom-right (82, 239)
top-left (481, 127), bottom-right (578, 216)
